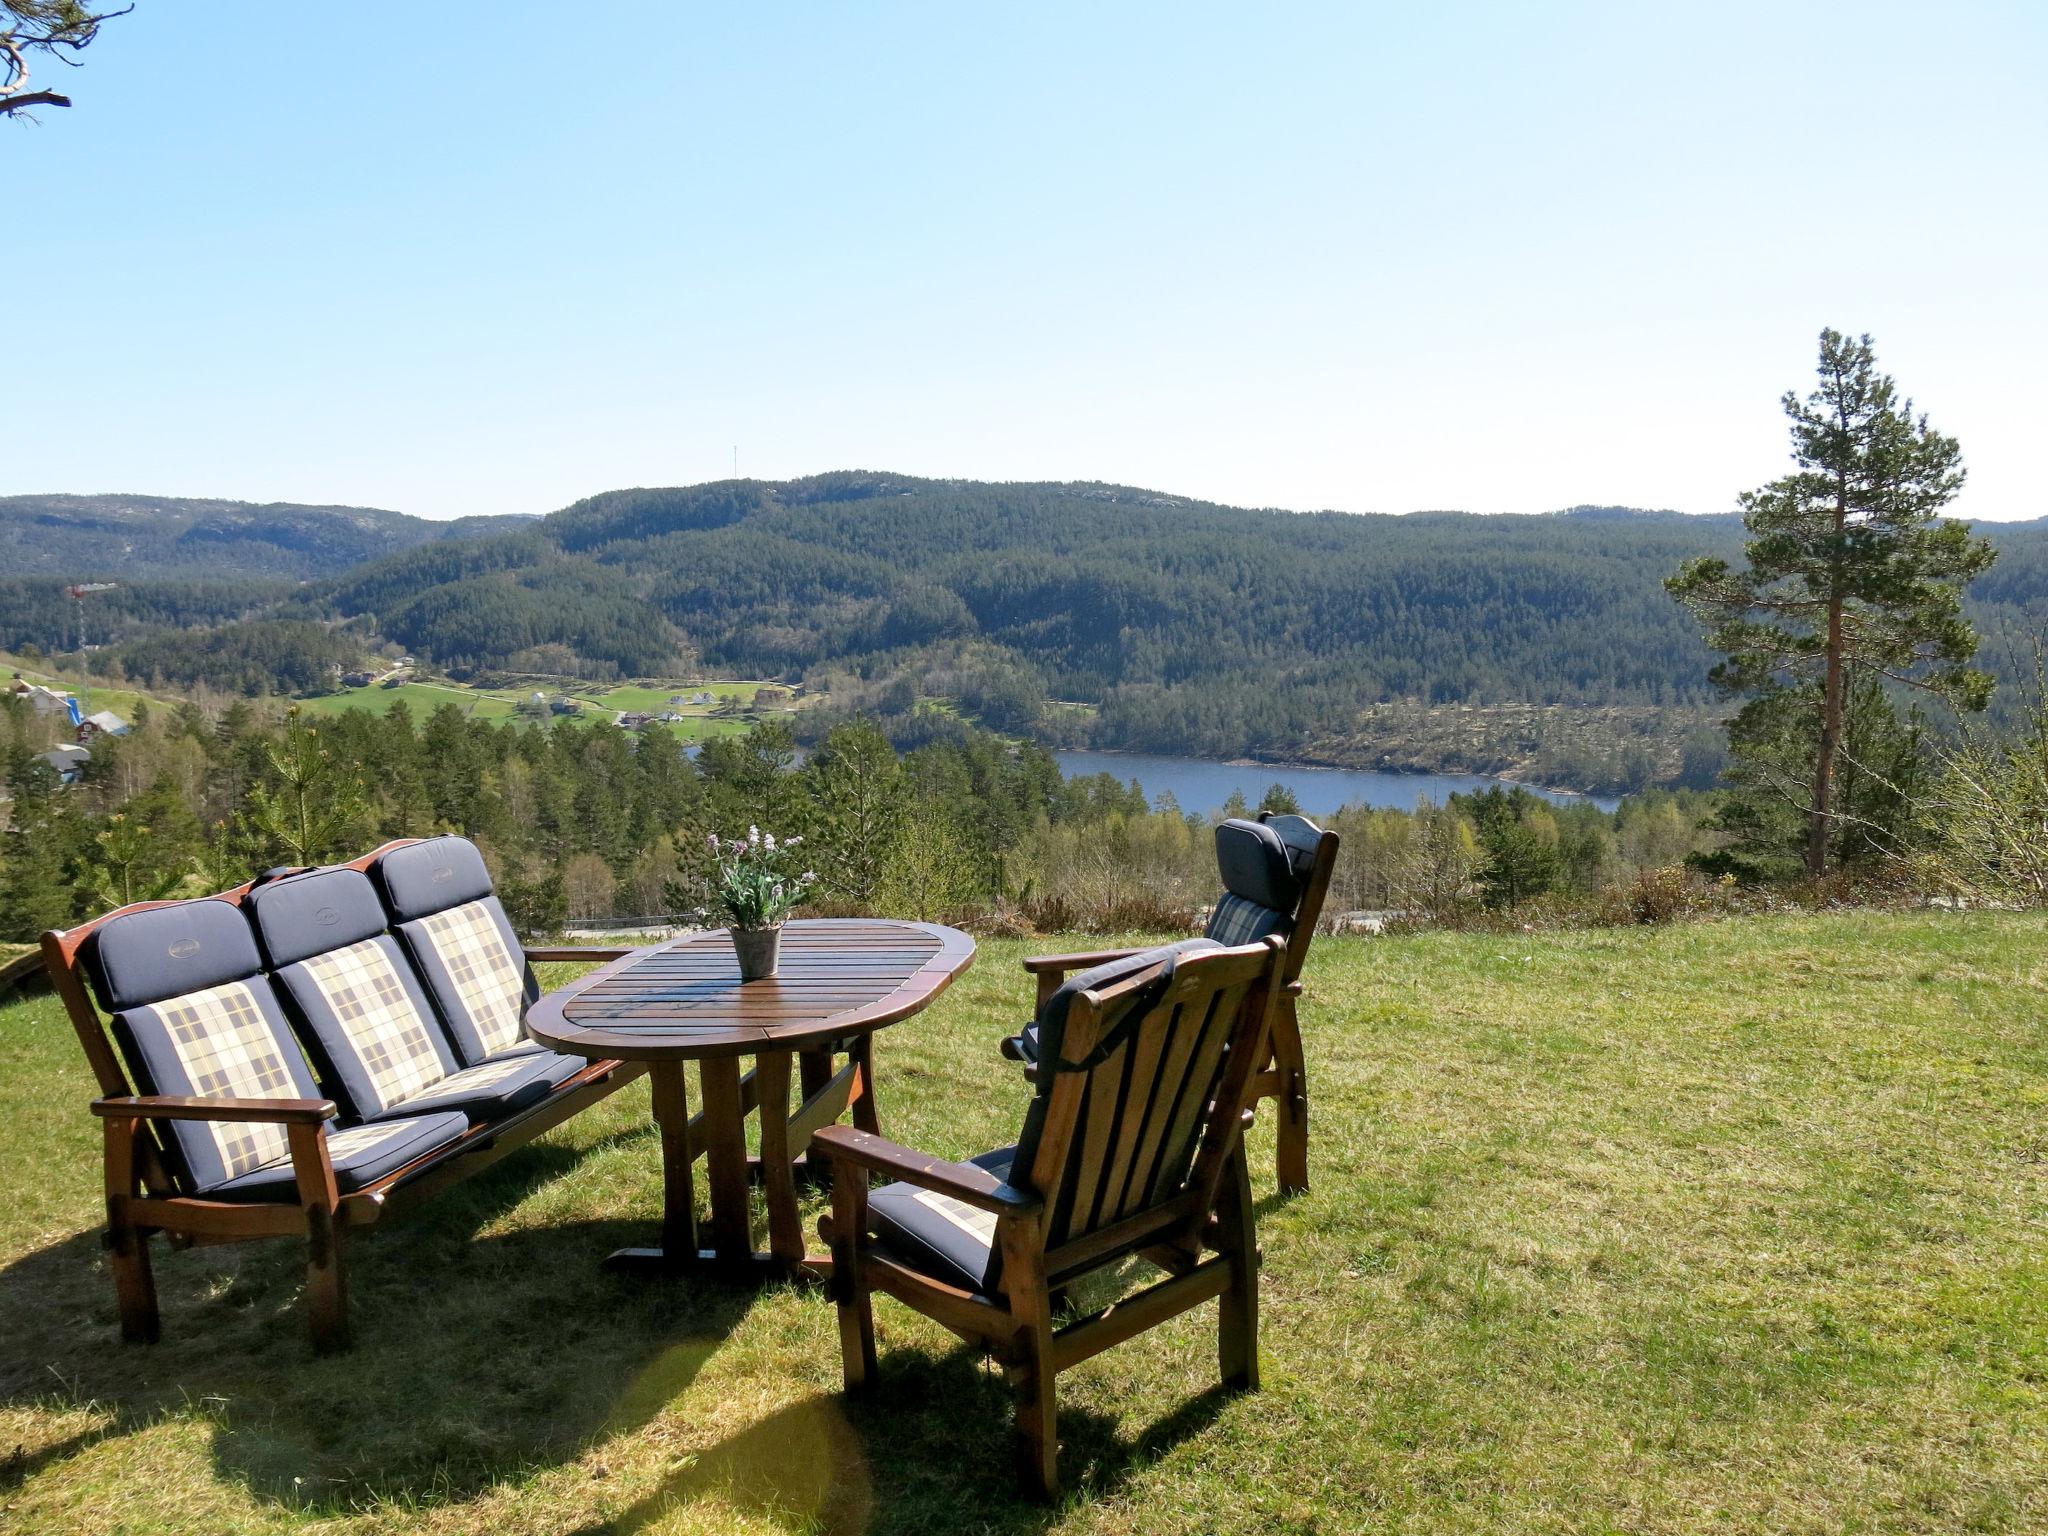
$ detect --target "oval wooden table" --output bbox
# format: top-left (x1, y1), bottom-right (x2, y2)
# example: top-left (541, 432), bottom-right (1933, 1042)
top-left (526, 918), bottom-right (976, 1275)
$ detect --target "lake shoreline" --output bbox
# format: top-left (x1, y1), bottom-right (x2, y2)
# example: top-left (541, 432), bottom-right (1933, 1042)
top-left (1055, 746), bottom-right (1612, 805)
top-left (1051, 748), bottom-right (1623, 816)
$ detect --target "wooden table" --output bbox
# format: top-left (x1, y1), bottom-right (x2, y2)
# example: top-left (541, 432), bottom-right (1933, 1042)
top-left (525, 918), bottom-right (975, 1274)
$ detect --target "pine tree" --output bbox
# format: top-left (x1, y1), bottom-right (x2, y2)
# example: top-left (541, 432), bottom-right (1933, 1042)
top-left (1668, 329), bottom-right (1995, 876)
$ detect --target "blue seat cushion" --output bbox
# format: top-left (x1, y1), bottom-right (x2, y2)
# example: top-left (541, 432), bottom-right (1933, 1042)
top-left (1006, 938), bottom-right (1220, 1067)
top-left (369, 1051), bottom-right (561, 1121)
top-left (1205, 891), bottom-right (1291, 946)
top-left (208, 1110), bottom-right (472, 1203)
top-left (111, 971), bottom-right (325, 1194)
top-left (270, 933), bottom-right (465, 1120)
top-left (869, 1146), bottom-right (1018, 1294)
top-left (392, 896), bottom-right (541, 1066)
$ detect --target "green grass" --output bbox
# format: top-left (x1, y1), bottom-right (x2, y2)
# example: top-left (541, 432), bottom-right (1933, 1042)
top-left (292, 680), bottom-right (783, 737)
top-left (293, 682), bottom-right (524, 722)
top-left (2, 912), bottom-right (2045, 1532)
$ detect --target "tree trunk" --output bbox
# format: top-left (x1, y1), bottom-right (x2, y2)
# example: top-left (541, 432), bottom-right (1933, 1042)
top-left (1807, 603), bottom-right (1845, 878)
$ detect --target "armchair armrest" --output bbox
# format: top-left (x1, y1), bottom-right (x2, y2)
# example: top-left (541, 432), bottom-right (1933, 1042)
top-left (811, 1126), bottom-right (1042, 1217)
top-left (1020, 947), bottom-right (1143, 977)
top-left (92, 1094), bottom-right (337, 1126)
top-left (525, 945), bottom-right (634, 963)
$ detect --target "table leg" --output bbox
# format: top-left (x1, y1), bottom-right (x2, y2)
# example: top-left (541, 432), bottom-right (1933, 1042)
top-left (698, 1055), bottom-right (754, 1264)
top-left (754, 1049), bottom-right (806, 1265)
top-left (798, 1047), bottom-right (834, 1181)
top-left (848, 1032), bottom-right (882, 1135)
top-left (604, 1058), bottom-right (697, 1273)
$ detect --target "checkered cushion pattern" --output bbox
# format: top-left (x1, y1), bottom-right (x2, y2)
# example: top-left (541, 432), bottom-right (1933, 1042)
top-left (1205, 892), bottom-right (1290, 946)
top-left (299, 938), bottom-right (449, 1113)
top-left (416, 900), bottom-right (529, 1057)
top-left (149, 980), bottom-right (301, 1180)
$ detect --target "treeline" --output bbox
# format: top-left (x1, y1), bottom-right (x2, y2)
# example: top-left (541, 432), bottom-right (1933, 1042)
top-left (88, 619), bottom-right (370, 696)
top-left (0, 578), bottom-right (294, 657)
top-left (7, 691), bottom-right (2045, 948)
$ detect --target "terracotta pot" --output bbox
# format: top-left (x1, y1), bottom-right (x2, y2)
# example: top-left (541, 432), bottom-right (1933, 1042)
top-left (731, 924), bottom-right (782, 981)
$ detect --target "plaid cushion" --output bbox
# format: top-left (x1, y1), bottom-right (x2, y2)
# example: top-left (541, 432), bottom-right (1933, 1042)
top-left (416, 900), bottom-right (529, 1057)
top-left (299, 938), bottom-right (449, 1113)
top-left (1206, 892), bottom-right (1290, 947)
top-left (151, 980), bottom-right (302, 1181)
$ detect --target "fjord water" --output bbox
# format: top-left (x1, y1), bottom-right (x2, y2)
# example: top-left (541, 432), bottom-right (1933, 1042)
top-left (1052, 750), bottom-right (1620, 816)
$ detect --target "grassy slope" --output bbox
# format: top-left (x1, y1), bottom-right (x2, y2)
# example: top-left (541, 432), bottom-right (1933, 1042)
top-left (294, 680), bottom-right (777, 739)
top-left (1, 912), bottom-right (2043, 1534)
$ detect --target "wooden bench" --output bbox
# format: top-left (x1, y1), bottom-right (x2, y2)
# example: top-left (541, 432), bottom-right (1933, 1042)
top-left (41, 835), bottom-right (649, 1351)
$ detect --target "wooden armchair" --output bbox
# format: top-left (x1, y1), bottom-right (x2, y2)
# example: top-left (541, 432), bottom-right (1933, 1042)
top-left (814, 936), bottom-right (1285, 1498)
top-left (1015, 812), bottom-right (1338, 1194)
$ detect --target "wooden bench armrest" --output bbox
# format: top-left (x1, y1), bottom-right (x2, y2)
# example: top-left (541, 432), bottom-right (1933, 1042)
top-left (810, 1125), bottom-right (1042, 1217)
top-left (91, 1094), bottom-right (338, 1126)
top-left (524, 946), bottom-right (634, 963)
top-left (1019, 947), bottom-right (1143, 977)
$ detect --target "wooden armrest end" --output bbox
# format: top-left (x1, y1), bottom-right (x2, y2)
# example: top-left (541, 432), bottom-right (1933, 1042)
top-left (810, 1126), bottom-right (1042, 1217)
top-left (92, 1094), bottom-right (338, 1126)
top-left (525, 945), bottom-right (634, 963)
top-left (1019, 947), bottom-right (1143, 976)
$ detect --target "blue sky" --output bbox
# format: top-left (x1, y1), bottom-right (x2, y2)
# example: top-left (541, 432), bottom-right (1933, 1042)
top-left (12, 2), bottom-right (2045, 521)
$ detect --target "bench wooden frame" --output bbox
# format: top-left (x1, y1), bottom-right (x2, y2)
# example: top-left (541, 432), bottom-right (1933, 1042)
top-left (816, 937), bottom-right (1285, 1498)
top-left (40, 842), bottom-right (650, 1353)
top-left (1020, 812), bottom-right (1339, 1194)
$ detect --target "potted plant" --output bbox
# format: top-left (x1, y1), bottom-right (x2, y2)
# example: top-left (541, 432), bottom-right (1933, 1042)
top-left (706, 828), bottom-right (815, 980)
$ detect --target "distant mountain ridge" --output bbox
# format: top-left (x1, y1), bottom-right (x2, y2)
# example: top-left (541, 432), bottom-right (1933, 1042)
top-left (8, 474), bottom-right (2043, 790)
top-left (0, 493), bottom-right (535, 580)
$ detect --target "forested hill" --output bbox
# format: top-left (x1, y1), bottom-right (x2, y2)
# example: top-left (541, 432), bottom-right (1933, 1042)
top-left (1, 493), bottom-right (534, 579)
top-left (15, 472), bottom-right (2045, 787)
top-left (317, 476), bottom-right (1753, 710)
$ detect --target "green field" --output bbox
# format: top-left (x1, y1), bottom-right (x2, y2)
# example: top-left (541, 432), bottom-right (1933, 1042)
top-left (3, 912), bottom-right (2044, 1533)
top-left (291, 678), bottom-right (790, 739)
top-left (293, 681), bottom-right (523, 722)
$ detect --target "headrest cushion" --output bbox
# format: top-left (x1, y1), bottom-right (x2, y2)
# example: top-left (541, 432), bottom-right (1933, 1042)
top-left (246, 867), bottom-right (390, 969)
top-left (373, 836), bottom-right (495, 921)
top-left (87, 899), bottom-right (264, 1012)
top-left (1214, 818), bottom-right (1302, 914)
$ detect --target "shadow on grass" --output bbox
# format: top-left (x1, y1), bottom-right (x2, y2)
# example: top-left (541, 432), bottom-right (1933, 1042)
top-left (575, 1343), bottom-right (1242, 1536)
top-left (0, 1136), bottom-right (755, 1514)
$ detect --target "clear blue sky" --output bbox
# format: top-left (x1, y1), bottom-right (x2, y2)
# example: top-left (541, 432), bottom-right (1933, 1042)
top-left (12, 2), bottom-right (2045, 522)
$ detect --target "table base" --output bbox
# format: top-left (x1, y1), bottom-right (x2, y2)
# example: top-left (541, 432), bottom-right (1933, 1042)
top-left (629, 1041), bottom-right (880, 1281)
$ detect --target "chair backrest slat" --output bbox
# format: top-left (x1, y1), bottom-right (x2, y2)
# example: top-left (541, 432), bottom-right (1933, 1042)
top-left (1023, 941), bottom-right (1281, 1259)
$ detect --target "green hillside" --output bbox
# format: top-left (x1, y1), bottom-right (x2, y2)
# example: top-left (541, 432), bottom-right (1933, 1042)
top-left (0, 493), bottom-right (533, 580)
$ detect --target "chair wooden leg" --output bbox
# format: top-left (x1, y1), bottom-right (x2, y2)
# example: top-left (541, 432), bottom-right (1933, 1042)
top-left (102, 1116), bottom-right (161, 1344)
top-left (304, 1220), bottom-right (350, 1353)
top-left (1001, 1223), bottom-right (1060, 1499)
top-left (288, 1123), bottom-right (350, 1352)
top-left (1008, 1331), bottom-right (1060, 1500)
top-left (1269, 995), bottom-right (1310, 1196)
top-left (1217, 1143), bottom-right (1260, 1391)
top-left (827, 1168), bottom-right (877, 1392)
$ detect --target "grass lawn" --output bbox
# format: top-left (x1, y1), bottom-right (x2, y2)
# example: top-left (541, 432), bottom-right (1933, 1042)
top-left (2, 912), bottom-right (2044, 1533)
